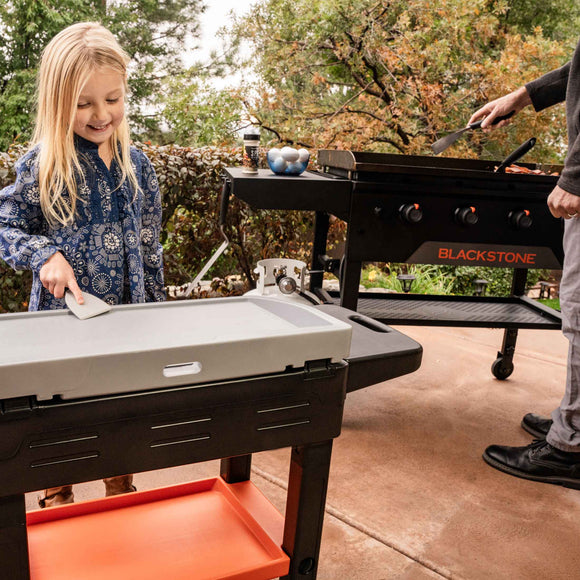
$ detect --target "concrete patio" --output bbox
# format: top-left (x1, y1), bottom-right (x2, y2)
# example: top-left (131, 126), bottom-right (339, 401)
top-left (26, 323), bottom-right (580, 579)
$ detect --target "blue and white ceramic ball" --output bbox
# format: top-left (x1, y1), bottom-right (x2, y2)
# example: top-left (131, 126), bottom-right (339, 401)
top-left (267, 147), bottom-right (310, 175)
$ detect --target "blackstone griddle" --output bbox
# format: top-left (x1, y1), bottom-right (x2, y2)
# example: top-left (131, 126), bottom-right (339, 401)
top-left (223, 149), bottom-right (564, 379)
top-left (0, 297), bottom-right (421, 579)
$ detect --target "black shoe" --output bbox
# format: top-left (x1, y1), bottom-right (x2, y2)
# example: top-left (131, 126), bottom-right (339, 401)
top-left (521, 413), bottom-right (553, 438)
top-left (483, 439), bottom-right (580, 489)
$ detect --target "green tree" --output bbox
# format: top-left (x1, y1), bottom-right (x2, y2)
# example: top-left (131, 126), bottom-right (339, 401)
top-left (160, 14), bottom-right (245, 146)
top-left (162, 77), bottom-right (243, 146)
top-left (230, 0), bottom-right (578, 163)
top-left (491, 0), bottom-right (580, 39)
top-left (0, 0), bottom-right (205, 149)
top-left (102, 0), bottom-right (206, 139)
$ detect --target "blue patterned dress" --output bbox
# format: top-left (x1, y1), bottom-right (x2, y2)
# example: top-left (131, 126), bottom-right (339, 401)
top-left (0, 136), bottom-right (166, 310)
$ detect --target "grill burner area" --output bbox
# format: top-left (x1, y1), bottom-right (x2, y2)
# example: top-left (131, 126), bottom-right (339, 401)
top-left (223, 149), bottom-right (564, 379)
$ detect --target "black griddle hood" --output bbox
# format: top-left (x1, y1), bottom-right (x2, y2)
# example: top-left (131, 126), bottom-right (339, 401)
top-left (318, 149), bottom-right (562, 183)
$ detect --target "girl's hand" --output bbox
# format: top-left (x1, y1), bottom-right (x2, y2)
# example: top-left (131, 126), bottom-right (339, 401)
top-left (39, 252), bottom-right (84, 303)
top-left (468, 86), bottom-right (532, 130)
top-left (548, 185), bottom-right (580, 220)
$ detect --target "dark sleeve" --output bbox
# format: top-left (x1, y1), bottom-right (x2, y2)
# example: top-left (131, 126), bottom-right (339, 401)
top-left (0, 150), bottom-right (60, 273)
top-left (525, 62), bottom-right (570, 112)
top-left (138, 151), bottom-right (166, 302)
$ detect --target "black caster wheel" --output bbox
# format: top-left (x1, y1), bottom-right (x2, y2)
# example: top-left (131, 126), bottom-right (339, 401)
top-left (492, 357), bottom-right (514, 380)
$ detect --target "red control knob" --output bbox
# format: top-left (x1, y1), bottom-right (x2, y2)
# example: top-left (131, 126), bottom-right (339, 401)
top-left (509, 209), bottom-right (532, 229)
top-left (455, 206), bottom-right (478, 226)
top-left (399, 203), bottom-right (423, 224)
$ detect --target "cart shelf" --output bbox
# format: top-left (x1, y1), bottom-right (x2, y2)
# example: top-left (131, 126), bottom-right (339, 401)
top-left (27, 478), bottom-right (289, 580)
top-left (325, 291), bottom-right (562, 329)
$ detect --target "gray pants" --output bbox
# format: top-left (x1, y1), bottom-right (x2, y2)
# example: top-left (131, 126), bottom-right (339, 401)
top-left (547, 217), bottom-right (580, 451)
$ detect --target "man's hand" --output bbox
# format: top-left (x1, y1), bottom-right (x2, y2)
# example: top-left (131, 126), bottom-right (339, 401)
top-left (39, 252), bottom-right (84, 303)
top-left (547, 185), bottom-right (580, 219)
top-left (468, 86), bottom-right (532, 130)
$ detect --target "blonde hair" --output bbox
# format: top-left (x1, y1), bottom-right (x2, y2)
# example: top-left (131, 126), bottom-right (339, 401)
top-left (32, 22), bottom-right (139, 226)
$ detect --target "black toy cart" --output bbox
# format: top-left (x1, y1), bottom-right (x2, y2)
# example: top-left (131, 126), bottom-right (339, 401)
top-left (0, 298), bottom-right (421, 580)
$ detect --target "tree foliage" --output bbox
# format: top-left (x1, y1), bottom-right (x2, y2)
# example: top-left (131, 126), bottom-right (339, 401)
top-left (0, 0), bottom-right (205, 149)
top-left (492, 0), bottom-right (580, 39)
top-left (232, 0), bottom-right (578, 163)
top-left (162, 78), bottom-right (243, 146)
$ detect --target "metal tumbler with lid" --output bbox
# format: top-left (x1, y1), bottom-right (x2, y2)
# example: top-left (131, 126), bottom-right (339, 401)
top-left (242, 129), bottom-right (260, 174)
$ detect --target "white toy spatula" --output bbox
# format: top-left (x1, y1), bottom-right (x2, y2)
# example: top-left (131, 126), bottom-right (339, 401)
top-left (65, 290), bottom-right (112, 320)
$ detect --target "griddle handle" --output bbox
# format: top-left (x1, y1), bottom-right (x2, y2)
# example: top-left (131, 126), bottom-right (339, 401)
top-left (219, 178), bottom-right (232, 227)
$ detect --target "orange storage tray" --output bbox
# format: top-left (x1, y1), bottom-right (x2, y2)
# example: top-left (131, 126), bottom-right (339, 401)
top-left (27, 477), bottom-right (289, 580)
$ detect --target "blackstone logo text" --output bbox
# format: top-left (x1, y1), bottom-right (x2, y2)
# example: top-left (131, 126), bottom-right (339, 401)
top-left (437, 247), bottom-right (536, 265)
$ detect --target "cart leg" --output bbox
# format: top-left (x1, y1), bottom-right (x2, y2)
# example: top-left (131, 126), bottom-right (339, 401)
top-left (310, 211), bottom-right (330, 293)
top-left (0, 494), bottom-right (30, 580)
top-left (340, 258), bottom-right (361, 311)
top-left (281, 440), bottom-right (333, 579)
top-left (493, 328), bottom-right (518, 380)
top-left (220, 455), bottom-right (252, 483)
top-left (493, 268), bottom-right (528, 380)
top-left (511, 268), bottom-right (528, 297)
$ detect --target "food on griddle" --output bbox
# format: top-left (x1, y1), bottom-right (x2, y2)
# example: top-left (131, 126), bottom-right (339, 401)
top-left (501, 164), bottom-right (559, 176)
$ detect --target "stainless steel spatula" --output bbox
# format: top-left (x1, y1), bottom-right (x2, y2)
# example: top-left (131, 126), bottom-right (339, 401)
top-left (431, 111), bottom-right (515, 155)
top-left (65, 290), bottom-right (112, 320)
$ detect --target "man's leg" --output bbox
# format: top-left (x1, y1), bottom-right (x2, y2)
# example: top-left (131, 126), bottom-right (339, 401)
top-left (483, 218), bottom-right (580, 487)
top-left (547, 214), bottom-right (580, 449)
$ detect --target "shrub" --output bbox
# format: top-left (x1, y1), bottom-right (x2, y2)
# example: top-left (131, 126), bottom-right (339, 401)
top-left (361, 263), bottom-right (552, 297)
top-left (361, 264), bottom-right (455, 295)
top-left (440, 265), bottom-right (551, 296)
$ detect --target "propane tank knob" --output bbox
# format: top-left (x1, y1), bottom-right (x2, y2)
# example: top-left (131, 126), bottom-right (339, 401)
top-left (399, 203), bottom-right (423, 224)
top-left (277, 276), bottom-right (297, 295)
top-left (509, 209), bottom-right (533, 229)
top-left (455, 206), bottom-right (478, 226)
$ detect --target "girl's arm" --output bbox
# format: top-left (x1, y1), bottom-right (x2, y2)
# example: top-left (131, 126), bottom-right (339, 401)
top-left (0, 153), bottom-right (83, 303)
top-left (0, 153), bottom-right (61, 273)
top-left (139, 153), bottom-right (166, 302)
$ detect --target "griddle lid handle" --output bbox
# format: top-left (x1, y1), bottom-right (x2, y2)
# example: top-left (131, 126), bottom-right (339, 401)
top-left (219, 177), bottom-right (232, 227)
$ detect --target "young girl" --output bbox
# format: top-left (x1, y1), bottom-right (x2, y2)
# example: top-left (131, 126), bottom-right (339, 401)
top-left (0, 22), bottom-right (166, 506)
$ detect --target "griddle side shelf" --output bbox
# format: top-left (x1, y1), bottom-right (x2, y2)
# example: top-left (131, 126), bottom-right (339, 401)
top-left (222, 167), bottom-right (352, 292)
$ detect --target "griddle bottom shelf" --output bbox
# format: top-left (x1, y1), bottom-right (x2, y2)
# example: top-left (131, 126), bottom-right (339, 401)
top-left (326, 291), bottom-right (562, 329)
top-left (27, 477), bottom-right (288, 580)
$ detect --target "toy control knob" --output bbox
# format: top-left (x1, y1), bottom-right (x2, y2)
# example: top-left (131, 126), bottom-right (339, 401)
top-left (455, 206), bottom-right (478, 226)
top-left (509, 209), bottom-right (532, 229)
top-left (399, 203), bottom-right (423, 224)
